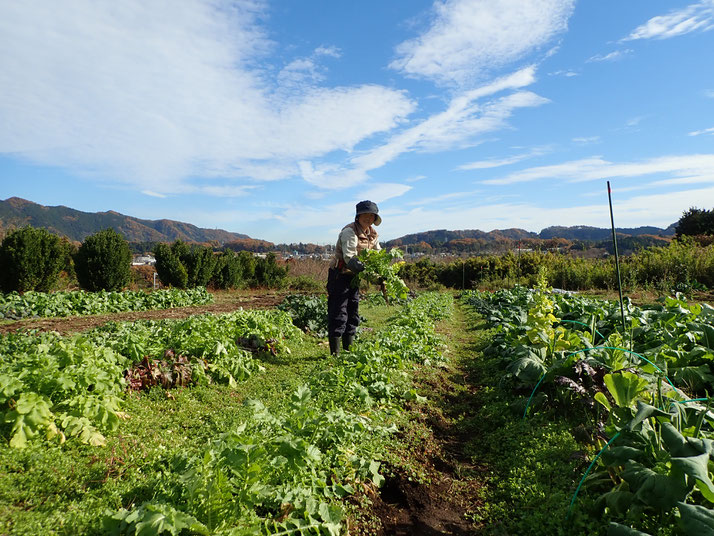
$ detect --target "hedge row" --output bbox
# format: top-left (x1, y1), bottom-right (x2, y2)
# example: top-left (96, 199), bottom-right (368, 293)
top-left (400, 238), bottom-right (714, 293)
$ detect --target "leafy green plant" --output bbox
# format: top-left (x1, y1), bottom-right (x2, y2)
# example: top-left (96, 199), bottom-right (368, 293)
top-left (357, 248), bottom-right (409, 301)
top-left (0, 287), bottom-right (213, 320)
top-left (462, 285), bottom-right (714, 534)
top-left (278, 294), bottom-right (328, 337)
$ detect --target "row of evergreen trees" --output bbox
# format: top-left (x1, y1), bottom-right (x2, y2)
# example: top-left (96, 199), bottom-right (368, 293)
top-left (153, 241), bottom-right (288, 290)
top-left (0, 227), bottom-right (287, 293)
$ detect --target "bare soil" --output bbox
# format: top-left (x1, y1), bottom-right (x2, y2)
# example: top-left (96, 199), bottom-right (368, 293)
top-left (0, 292), bottom-right (286, 335)
top-left (353, 357), bottom-right (484, 534)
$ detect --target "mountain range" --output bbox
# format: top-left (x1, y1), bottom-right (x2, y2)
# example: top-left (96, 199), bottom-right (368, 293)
top-left (0, 196), bottom-right (677, 247)
top-left (0, 197), bottom-right (250, 244)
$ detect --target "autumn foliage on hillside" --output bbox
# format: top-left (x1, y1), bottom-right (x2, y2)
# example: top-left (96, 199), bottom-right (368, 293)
top-left (224, 238), bottom-right (275, 252)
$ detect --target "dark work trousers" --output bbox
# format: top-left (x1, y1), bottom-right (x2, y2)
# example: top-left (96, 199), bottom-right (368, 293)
top-left (327, 267), bottom-right (360, 338)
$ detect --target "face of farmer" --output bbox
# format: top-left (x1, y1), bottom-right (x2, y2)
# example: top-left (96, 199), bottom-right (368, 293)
top-left (358, 213), bottom-right (376, 227)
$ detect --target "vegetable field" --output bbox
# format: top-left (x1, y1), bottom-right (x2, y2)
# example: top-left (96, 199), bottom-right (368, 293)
top-left (2, 281), bottom-right (714, 535)
top-left (0, 288), bottom-right (213, 321)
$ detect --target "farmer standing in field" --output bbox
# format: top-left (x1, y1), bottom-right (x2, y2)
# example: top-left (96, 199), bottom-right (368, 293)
top-left (327, 200), bottom-right (381, 356)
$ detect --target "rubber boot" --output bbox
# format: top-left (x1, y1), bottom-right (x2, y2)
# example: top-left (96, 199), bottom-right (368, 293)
top-left (329, 337), bottom-right (341, 356)
top-left (342, 333), bottom-right (354, 352)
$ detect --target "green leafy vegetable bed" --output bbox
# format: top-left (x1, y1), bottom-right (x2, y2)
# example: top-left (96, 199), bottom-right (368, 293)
top-left (463, 282), bottom-right (714, 535)
top-left (0, 309), bottom-right (299, 449)
top-left (0, 287), bottom-right (214, 320)
top-left (0, 292), bottom-right (453, 535)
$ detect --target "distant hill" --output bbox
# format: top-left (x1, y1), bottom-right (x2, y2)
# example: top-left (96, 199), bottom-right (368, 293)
top-left (0, 197), bottom-right (252, 244)
top-left (539, 225), bottom-right (676, 241)
top-left (385, 228), bottom-right (538, 247)
top-left (385, 223), bottom-right (676, 249)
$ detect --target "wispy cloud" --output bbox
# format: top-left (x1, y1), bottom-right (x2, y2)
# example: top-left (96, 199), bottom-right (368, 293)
top-left (404, 190), bottom-right (481, 206)
top-left (457, 146), bottom-right (550, 170)
top-left (299, 67), bottom-right (548, 189)
top-left (390, 0), bottom-right (575, 85)
top-left (652, 175), bottom-right (714, 186)
top-left (141, 190), bottom-right (167, 199)
top-left (549, 69), bottom-right (579, 77)
top-left (572, 136), bottom-right (600, 145)
top-left (689, 127), bottom-right (714, 136)
top-left (705, 89), bottom-right (714, 98)
top-left (626, 116), bottom-right (646, 128)
top-left (383, 186), bottom-right (714, 237)
top-left (361, 183), bottom-right (413, 203)
top-left (587, 49), bottom-right (633, 62)
top-left (623, 1), bottom-right (714, 41)
top-left (276, 46), bottom-right (343, 88)
top-left (482, 154), bottom-right (714, 185)
top-left (0, 1), bottom-right (414, 195)
top-left (314, 46), bottom-right (341, 58)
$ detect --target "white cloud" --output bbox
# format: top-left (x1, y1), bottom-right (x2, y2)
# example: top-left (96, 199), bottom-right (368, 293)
top-left (626, 116), bottom-right (646, 128)
top-left (549, 70), bottom-right (579, 77)
top-left (314, 46), bottom-right (341, 58)
top-left (458, 147), bottom-right (550, 170)
top-left (299, 67), bottom-right (548, 189)
top-left (390, 0), bottom-right (575, 85)
top-left (572, 136), bottom-right (600, 145)
top-left (141, 190), bottom-right (167, 198)
top-left (0, 1), bottom-right (414, 195)
top-left (587, 49), bottom-right (632, 62)
top-left (652, 175), bottom-right (714, 186)
top-left (189, 185), bottom-right (257, 197)
top-left (689, 127), bottom-right (714, 136)
top-left (705, 89), bottom-right (714, 98)
top-left (404, 190), bottom-right (481, 206)
top-left (362, 183), bottom-right (413, 203)
top-left (276, 46), bottom-right (343, 88)
top-left (623, 1), bottom-right (714, 41)
top-left (482, 154), bottom-right (714, 185)
top-left (277, 58), bottom-right (323, 87)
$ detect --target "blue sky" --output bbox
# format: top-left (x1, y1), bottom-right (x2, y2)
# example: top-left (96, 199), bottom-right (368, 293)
top-left (1, 1), bottom-right (714, 244)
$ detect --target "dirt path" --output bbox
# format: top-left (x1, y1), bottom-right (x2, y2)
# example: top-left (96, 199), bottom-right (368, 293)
top-left (0, 293), bottom-right (286, 335)
top-left (359, 304), bottom-right (485, 535)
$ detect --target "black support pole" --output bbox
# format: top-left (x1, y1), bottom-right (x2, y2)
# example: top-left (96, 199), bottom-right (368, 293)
top-left (607, 181), bottom-right (627, 334)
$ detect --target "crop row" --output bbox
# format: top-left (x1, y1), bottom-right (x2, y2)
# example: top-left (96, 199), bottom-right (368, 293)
top-left (0, 309), bottom-right (300, 449)
top-left (463, 280), bottom-right (714, 535)
top-left (106, 292), bottom-right (453, 535)
top-left (0, 287), bottom-right (214, 320)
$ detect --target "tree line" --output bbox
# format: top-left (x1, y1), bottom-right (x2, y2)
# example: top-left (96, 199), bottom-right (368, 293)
top-left (0, 227), bottom-right (287, 293)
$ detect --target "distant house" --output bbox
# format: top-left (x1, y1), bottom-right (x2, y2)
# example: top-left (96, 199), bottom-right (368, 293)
top-left (132, 255), bottom-right (156, 266)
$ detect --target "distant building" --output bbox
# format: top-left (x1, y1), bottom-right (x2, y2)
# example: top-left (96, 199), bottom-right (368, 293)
top-left (132, 255), bottom-right (156, 265)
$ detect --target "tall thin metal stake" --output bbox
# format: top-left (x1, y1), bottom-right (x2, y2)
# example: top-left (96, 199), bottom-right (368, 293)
top-left (607, 181), bottom-right (627, 334)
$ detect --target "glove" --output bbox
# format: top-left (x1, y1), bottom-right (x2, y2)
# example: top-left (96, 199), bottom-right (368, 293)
top-left (346, 256), bottom-right (365, 273)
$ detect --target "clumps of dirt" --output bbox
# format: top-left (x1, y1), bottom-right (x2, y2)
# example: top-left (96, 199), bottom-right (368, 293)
top-left (368, 469), bottom-right (480, 536)
top-left (0, 293), bottom-right (286, 335)
top-left (351, 393), bottom-right (484, 536)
